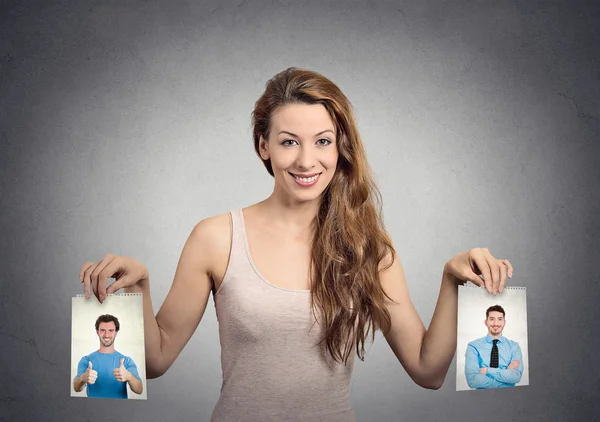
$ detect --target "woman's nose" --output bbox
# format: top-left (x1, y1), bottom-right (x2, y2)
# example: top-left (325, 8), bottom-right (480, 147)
top-left (295, 146), bottom-right (316, 169)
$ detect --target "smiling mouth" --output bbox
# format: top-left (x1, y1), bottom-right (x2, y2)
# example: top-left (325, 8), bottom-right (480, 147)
top-left (289, 172), bottom-right (322, 183)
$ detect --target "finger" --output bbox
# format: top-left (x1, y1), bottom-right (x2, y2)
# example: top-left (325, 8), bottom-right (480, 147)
top-left (471, 250), bottom-right (493, 293)
top-left (79, 262), bottom-right (95, 283)
top-left (88, 361), bottom-right (93, 369)
top-left (105, 278), bottom-right (124, 295)
top-left (98, 257), bottom-right (127, 301)
top-left (480, 250), bottom-right (499, 294)
top-left (498, 260), bottom-right (508, 293)
top-left (105, 271), bottom-right (135, 295)
top-left (460, 258), bottom-right (485, 288)
top-left (90, 255), bottom-right (114, 301)
top-left (464, 270), bottom-right (484, 288)
top-left (88, 258), bottom-right (109, 300)
top-left (79, 262), bottom-right (94, 299)
top-left (502, 259), bottom-right (514, 278)
top-left (120, 358), bottom-right (125, 367)
top-left (91, 254), bottom-right (116, 302)
top-left (484, 252), bottom-right (501, 295)
top-left (81, 263), bottom-right (98, 300)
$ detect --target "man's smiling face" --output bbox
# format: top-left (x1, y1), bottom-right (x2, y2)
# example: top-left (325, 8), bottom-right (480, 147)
top-left (97, 321), bottom-right (117, 347)
top-left (485, 311), bottom-right (505, 337)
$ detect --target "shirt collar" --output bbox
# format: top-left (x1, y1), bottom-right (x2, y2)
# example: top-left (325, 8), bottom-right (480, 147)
top-left (485, 334), bottom-right (505, 343)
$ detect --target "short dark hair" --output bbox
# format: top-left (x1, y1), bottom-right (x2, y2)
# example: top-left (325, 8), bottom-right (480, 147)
top-left (486, 305), bottom-right (505, 318)
top-left (95, 314), bottom-right (120, 331)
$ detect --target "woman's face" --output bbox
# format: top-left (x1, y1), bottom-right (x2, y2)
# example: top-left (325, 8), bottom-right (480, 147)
top-left (259, 103), bottom-right (339, 205)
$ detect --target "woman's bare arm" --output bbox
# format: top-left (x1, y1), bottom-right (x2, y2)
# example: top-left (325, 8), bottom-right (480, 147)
top-left (83, 214), bottom-right (230, 378)
top-left (380, 248), bottom-right (512, 389)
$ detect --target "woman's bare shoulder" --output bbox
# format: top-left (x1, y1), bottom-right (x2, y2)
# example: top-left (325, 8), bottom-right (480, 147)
top-left (190, 212), bottom-right (232, 248)
top-left (189, 212), bottom-right (233, 286)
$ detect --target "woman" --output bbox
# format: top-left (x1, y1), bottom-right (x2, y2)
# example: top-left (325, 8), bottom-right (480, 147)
top-left (79, 68), bottom-right (513, 421)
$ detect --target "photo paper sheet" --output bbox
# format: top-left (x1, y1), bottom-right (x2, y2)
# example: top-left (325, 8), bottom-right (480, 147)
top-left (71, 293), bottom-right (146, 400)
top-left (457, 285), bottom-right (529, 391)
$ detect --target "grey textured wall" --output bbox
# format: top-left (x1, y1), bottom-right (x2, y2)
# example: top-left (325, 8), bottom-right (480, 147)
top-left (1, 0), bottom-right (599, 421)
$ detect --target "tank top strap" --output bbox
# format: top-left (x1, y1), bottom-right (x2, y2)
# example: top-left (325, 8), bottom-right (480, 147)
top-left (227, 208), bottom-right (251, 271)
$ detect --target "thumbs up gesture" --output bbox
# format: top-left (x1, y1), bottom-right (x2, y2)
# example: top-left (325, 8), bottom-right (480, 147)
top-left (81, 361), bottom-right (98, 385)
top-left (113, 358), bottom-right (131, 382)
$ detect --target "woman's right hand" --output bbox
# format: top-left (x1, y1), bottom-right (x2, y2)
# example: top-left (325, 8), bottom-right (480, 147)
top-left (79, 254), bottom-right (149, 303)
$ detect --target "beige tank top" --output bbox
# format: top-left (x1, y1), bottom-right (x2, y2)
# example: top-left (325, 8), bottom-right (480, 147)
top-left (210, 209), bottom-right (356, 422)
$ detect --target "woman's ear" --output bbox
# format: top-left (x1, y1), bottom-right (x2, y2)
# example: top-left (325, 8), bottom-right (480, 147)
top-left (259, 135), bottom-right (270, 160)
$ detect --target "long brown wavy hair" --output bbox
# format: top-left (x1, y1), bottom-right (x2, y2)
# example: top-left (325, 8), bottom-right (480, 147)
top-left (252, 67), bottom-right (396, 364)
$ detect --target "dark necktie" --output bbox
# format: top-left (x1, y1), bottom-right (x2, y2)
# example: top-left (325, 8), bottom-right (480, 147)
top-left (490, 339), bottom-right (499, 368)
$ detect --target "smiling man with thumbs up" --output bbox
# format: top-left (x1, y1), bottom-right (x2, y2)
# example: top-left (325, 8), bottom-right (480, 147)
top-left (73, 314), bottom-right (143, 398)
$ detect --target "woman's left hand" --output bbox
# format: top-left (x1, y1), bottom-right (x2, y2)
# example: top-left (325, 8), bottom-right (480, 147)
top-left (444, 248), bottom-right (514, 295)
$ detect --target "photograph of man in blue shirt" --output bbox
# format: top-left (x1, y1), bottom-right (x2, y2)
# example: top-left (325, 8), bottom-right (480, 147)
top-left (465, 305), bottom-right (524, 389)
top-left (73, 314), bottom-right (143, 399)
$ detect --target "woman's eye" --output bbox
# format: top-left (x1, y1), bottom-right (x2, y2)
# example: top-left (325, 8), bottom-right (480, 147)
top-left (282, 139), bottom-right (297, 146)
top-left (317, 138), bottom-right (332, 146)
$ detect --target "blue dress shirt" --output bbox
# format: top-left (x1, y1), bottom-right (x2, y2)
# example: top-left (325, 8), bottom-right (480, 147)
top-left (465, 334), bottom-right (523, 389)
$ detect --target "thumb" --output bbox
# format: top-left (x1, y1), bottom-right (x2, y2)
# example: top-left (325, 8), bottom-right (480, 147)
top-left (88, 361), bottom-right (93, 370)
top-left (464, 270), bottom-right (484, 287)
top-left (106, 273), bottom-right (137, 295)
top-left (120, 358), bottom-right (125, 367)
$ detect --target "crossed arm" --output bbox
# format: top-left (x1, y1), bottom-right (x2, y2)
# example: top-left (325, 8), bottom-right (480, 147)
top-left (485, 345), bottom-right (523, 385)
top-left (465, 344), bottom-right (523, 389)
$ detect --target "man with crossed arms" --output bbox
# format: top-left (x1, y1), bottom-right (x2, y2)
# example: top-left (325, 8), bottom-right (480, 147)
top-left (465, 305), bottom-right (524, 389)
top-left (73, 314), bottom-right (143, 399)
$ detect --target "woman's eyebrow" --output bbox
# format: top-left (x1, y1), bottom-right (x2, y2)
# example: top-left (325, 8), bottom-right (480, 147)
top-left (277, 129), bottom-right (335, 137)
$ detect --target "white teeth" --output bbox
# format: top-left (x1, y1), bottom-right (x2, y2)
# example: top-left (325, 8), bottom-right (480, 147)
top-left (293, 174), bottom-right (318, 182)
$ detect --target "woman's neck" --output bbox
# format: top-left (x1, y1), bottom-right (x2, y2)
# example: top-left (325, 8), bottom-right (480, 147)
top-left (255, 195), bottom-right (321, 234)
